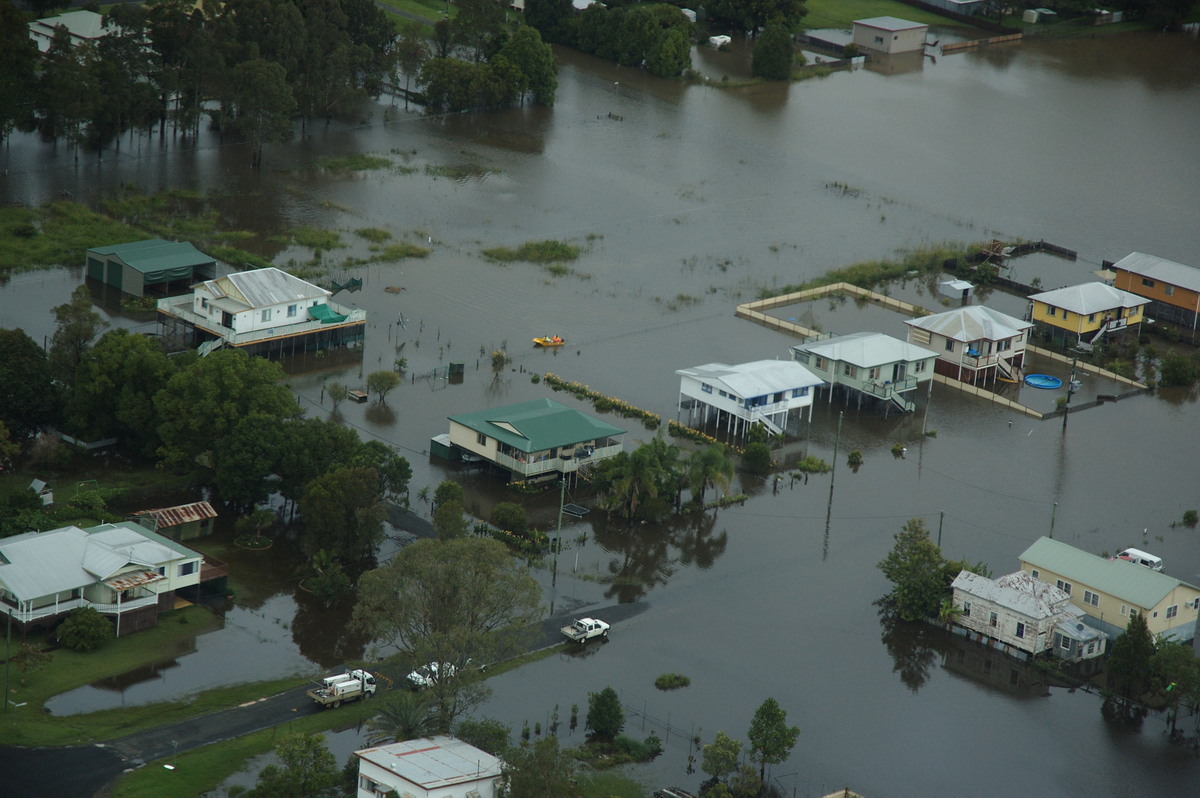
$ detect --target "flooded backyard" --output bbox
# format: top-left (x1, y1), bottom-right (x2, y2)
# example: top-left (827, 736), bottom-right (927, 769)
top-left (3, 28), bottom-right (1200, 798)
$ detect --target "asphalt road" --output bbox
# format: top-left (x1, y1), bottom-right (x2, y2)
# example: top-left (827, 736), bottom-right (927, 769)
top-left (0, 602), bottom-right (648, 797)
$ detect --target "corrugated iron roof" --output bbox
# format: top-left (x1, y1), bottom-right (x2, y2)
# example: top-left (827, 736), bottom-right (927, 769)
top-left (1029, 282), bottom-right (1149, 315)
top-left (133, 501), bottom-right (217, 528)
top-left (952, 569), bottom-right (1074, 620)
top-left (104, 569), bottom-right (165, 591)
top-left (905, 305), bottom-right (1032, 342)
top-left (1112, 252), bottom-right (1200, 294)
top-left (793, 332), bottom-right (937, 369)
top-left (199, 267), bottom-right (329, 310)
top-left (87, 239), bottom-right (215, 274)
top-left (355, 735), bottom-right (502, 789)
top-left (1019, 536), bottom-right (1199, 608)
top-left (449, 398), bottom-right (624, 454)
top-left (676, 360), bottom-right (824, 398)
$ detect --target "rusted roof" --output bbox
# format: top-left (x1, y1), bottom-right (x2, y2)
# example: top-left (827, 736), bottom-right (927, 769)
top-left (104, 569), bottom-right (165, 591)
top-left (133, 501), bottom-right (217, 528)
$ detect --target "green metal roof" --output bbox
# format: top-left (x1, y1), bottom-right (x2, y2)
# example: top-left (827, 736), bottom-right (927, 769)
top-left (1019, 537), bottom-right (1196, 608)
top-left (449, 398), bottom-right (625, 453)
top-left (88, 239), bottom-right (215, 277)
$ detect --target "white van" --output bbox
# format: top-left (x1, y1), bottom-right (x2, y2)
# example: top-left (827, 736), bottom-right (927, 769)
top-left (1116, 547), bottom-right (1163, 572)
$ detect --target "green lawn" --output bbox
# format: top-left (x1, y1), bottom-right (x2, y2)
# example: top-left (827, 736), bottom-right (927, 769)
top-left (802, 0), bottom-right (955, 29)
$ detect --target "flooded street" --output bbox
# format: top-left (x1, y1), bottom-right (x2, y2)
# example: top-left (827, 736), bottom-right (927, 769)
top-left (4, 29), bottom-right (1200, 797)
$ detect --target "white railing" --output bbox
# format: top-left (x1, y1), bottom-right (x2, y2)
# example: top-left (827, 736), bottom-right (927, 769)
top-left (157, 297), bottom-right (365, 346)
top-left (2, 594), bottom-right (158, 623)
top-left (495, 443), bottom-right (623, 475)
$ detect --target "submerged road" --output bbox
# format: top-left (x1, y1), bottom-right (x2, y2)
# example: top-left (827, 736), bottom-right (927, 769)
top-left (0, 602), bottom-right (648, 798)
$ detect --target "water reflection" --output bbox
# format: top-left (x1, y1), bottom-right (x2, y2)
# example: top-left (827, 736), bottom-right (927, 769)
top-left (876, 602), bottom-right (952, 693)
top-left (291, 586), bottom-right (370, 669)
top-left (591, 512), bottom-right (728, 603)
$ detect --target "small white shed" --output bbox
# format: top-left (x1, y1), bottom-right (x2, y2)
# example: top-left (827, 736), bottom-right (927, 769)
top-left (852, 17), bottom-right (929, 54)
top-left (938, 279), bottom-right (973, 300)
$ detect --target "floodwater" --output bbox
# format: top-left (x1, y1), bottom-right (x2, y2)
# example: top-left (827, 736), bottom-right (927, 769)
top-left (4, 29), bottom-right (1200, 797)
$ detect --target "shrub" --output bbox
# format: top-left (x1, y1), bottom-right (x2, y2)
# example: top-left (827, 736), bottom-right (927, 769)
top-left (56, 607), bottom-right (114, 652)
top-left (654, 673), bottom-right (691, 690)
top-left (792, 456), bottom-right (831, 474)
top-left (613, 733), bottom-right (662, 761)
top-left (741, 442), bottom-right (773, 475)
top-left (1183, 510), bottom-right (1198, 528)
top-left (847, 450), bottom-right (863, 468)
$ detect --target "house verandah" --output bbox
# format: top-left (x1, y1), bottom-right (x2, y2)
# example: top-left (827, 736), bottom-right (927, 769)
top-left (791, 331), bottom-right (937, 416)
top-left (675, 360), bottom-right (824, 439)
top-left (905, 305), bottom-right (1033, 387)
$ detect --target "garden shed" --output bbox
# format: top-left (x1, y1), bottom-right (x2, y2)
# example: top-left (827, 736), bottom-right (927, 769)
top-left (86, 239), bottom-right (217, 297)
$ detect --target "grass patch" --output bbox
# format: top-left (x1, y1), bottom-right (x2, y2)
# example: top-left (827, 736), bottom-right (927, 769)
top-left (792, 456), bottom-right (832, 474)
top-left (315, 153), bottom-right (393, 172)
top-left (370, 242), bottom-right (431, 261)
top-left (207, 245), bottom-right (274, 270)
top-left (287, 226), bottom-right (344, 250)
top-left (803, 0), bottom-right (961, 29)
top-left (355, 227), bottom-right (392, 243)
top-left (654, 673), bottom-right (691, 690)
top-left (578, 770), bottom-right (649, 798)
top-left (765, 242), bottom-right (975, 297)
top-left (425, 163), bottom-right (493, 181)
top-left (0, 202), bottom-right (142, 274)
top-left (483, 240), bottom-right (580, 263)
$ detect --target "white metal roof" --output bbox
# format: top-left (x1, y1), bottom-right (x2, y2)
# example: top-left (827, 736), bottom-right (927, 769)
top-left (355, 735), bottom-right (503, 790)
top-left (792, 332), bottom-right (937, 368)
top-left (199, 267), bottom-right (329, 310)
top-left (905, 305), bottom-right (1032, 342)
top-left (676, 360), bottom-right (824, 398)
top-left (0, 523), bottom-right (193, 602)
top-left (1029, 282), bottom-right (1149, 315)
top-left (854, 16), bottom-right (927, 31)
top-left (1020, 537), bottom-right (1199, 608)
top-left (952, 569), bottom-right (1075, 621)
top-left (1112, 252), bottom-right (1200, 293)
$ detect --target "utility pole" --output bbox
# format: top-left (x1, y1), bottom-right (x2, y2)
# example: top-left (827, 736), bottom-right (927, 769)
top-left (1050, 501), bottom-right (1058, 539)
top-left (1061, 354), bottom-right (1078, 430)
top-left (552, 478), bottom-right (565, 587)
top-left (937, 511), bottom-right (944, 548)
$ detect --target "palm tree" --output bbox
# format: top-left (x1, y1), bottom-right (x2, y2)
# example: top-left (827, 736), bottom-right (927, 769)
top-left (365, 691), bottom-right (438, 746)
top-left (686, 444), bottom-right (734, 508)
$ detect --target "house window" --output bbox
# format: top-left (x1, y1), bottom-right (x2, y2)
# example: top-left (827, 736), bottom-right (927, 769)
top-left (155, 566), bottom-right (166, 576)
top-left (843, 363), bottom-right (857, 378)
top-left (868, 366), bottom-right (880, 380)
top-left (1142, 278), bottom-right (1155, 288)
top-left (874, 35), bottom-right (884, 44)
top-left (945, 339), bottom-right (955, 352)
top-left (795, 352), bottom-right (810, 365)
top-left (1165, 285), bottom-right (1174, 296)
top-left (1046, 306), bottom-right (1056, 317)
top-left (1167, 605), bottom-right (1179, 619)
top-left (815, 356), bottom-right (827, 370)
top-left (996, 339), bottom-right (1011, 352)
top-left (1031, 569), bottom-right (1040, 579)
top-left (701, 383), bottom-right (712, 394)
top-left (914, 360), bottom-right (927, 373)
top-left (1088, 313), bottom-right (1096, 323)
top-left (1129, 608), bottom-right (1139, 619)
top-left (1120, 604), bottom-right (1128, 616)
top-left (287, 304), bottom-right (298, 317)
top-left (1060, 636), bottom-right (1072, 651)
top-left (1063, 311), bottom-right (1070, 321)
top-left (261, 309), bottom-right (272, 322)
top-left (178, 561), bottom-right (198, 577)
top-left (792, 387), bottom-right (809, 398)
top-left (1083, 590), bottom-right (1099, 607)
top-left (989, 611), bottom-right (998, 628)
top-left (962, 602), bottom-right (971, 617)
top-left (1056, 579), bottom-right (1072, 595)
top-left (200, 298), bottom-right (209, 309)
top-left (476, 432), bottom-right (487, 446)
top-left (1016, 622), bottom-right (1025, 638)
top-left (1086, 642), bottom-right (1095, 655)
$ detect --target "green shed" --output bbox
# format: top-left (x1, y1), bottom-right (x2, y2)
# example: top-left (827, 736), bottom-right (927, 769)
top-left (86, 239), bottom-right (217, 296)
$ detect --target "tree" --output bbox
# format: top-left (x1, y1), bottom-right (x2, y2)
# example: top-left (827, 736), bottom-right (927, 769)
top-left (0, 421), bottom-right (18, 467)
top-left (454, 0), bottom-right (508, 62)
top-left (498, 736), bottom-right (580, 798)
top-left (706, 0), bottom-right (808, 34)
top-left (393, 21), bottom-right (430, 109)
top-left (1150, 639), bottom-right (1200, 737)
top-left (433, 498), bottom-right (469, 540)
top-left (432, 480), bottom-right (465, 513)
top-left (1107, 612), bottom-right (1155, 698)
top-left (366, 370), bottom-right (401, 403)
top-left (326, 380), bottom-right (348, 410)
top-left (746, 697), bottom-right (799, 783)
top-left (49, 285), bottom-right (106, 390)
top-left (454, 717), bottom-right (510, 756)
top-left (0, 1), bottom-right (39, 146)
top-left (740, 441), bottom-right (773, 476)
top-left (687, 444), bottom-right (735, 505)
top-left (585, 685), bottom-right (624, 741)
top-left (701, 730), bottom-right (742, 784)
top-left (646, 28), bottom-right (691, 78)
top-left (524, 0), bottom-right (574, 45)
top-left (247, 733), bottom-right (341, 798)
top-left (231, 58), bottom-right (296, 168)
top-left (350, 439), bottom-right (413, 499)
top-left (213, 413), bottom-right (287, 508)
top-left (352, 537), bottom-right (542, 730)
top-left (66, 328), bottom-right (175, 457)
top-left (752, 20), bottom-right (794, 80)
top-left (0, 329), bottom-right (57, 439)
top-left (299, 465), bottom-right (385, 563)
top-left (497, 26), bottom-right (557, 106)
top-left (155, 349), bottom-right (299, 468)
top-left (1159, 352), bottom-right (1199, 388)
top-left (56, 607), bottom-right (113, 652)
top-left (366, 691), bottom-right (438, 745)
top-left (492, 502), bottom-right (529, 535)
top-left (876, 518), bottom-right (948, 621)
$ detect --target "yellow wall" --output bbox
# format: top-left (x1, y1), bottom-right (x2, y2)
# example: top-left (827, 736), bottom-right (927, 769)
top-left (1115, 269), bottom-right (1200, 315)
top-left (1031, 301), bottom-right (1142, 334)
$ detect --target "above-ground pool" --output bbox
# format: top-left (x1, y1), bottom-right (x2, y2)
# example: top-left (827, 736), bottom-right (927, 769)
top-left (1025, 374), bottom-right (1063, 389)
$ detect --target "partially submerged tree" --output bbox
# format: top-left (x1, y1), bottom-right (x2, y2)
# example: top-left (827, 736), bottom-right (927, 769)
top-left (247, 733), bottom-right (341, 798)
top-left (1107, 611), bottom-right (1155, 699)
top-left (701, 730), bottom-right (742, 785)
top-left (746, 697), bottom-right (800, 783)
top-left (353, 537), bottom-right (542, 730)
top-left (365, 690), bottom-right (438, 746)
top-left (366, 370), bottom-right (401, 403)
top-left (586, 685), bottom-right (624, 742)
top-left (498, 736), bottom-right (580, 798)
top-left (876, 518), bottom-right (948, 621)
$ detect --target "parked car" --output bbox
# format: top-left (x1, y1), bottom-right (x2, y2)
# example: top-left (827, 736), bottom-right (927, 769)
top-left (561, 617), bottom-right (610, 644)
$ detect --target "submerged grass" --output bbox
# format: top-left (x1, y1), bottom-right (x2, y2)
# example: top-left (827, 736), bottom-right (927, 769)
top-left (764, 242), bottom-right (977, 297)
top-left (315, 153), bottom-right (393, 172)
top-left (483, 239), bottom-right (580, 263)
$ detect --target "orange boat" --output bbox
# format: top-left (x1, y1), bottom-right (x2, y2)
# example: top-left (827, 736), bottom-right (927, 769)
top-left (533, 335), bottom-right (565, 347)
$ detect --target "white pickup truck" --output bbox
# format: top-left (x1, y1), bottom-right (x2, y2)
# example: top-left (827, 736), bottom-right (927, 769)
top-left (307, 669), bottom-right (377, 708)
top-left (561, 617), bottom-right (609, 644)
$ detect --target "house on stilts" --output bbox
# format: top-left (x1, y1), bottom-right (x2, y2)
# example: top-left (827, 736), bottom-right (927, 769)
top-left (791, 331), bottom-right (937, 414)
top-left (904, 305), bottom-right (1032, 386)
top-left (675, 360), bottom-right (824, 438)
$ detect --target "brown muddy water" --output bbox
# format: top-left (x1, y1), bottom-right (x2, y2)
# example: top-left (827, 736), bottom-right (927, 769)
top-left (6, 31), bottom-right (1200, 797)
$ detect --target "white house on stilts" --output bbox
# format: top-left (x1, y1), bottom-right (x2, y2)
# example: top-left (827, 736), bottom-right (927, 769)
top-left (675, 360), bottom-right (824, 438)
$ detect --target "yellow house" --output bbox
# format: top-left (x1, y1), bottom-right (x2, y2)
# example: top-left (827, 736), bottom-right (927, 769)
top-left (1027, 282), bottom-right (1148, 349)
top-left (1019, 537), bottom-right (1200, 642)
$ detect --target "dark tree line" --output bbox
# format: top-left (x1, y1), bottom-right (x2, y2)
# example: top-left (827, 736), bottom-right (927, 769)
top-left (527, 0), bottom-right (696, 78)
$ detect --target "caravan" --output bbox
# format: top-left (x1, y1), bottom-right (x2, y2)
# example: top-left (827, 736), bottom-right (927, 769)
top-left (1115, 547), bottom-right (1163, 572)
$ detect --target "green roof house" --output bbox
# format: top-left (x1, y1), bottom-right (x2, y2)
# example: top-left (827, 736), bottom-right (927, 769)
top-left (1019, 537), bottom-right (1200, 642)
top-left (445, 398), bottom-right (624, 482)
top-left (86, 239), bottom-right (217, 296)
